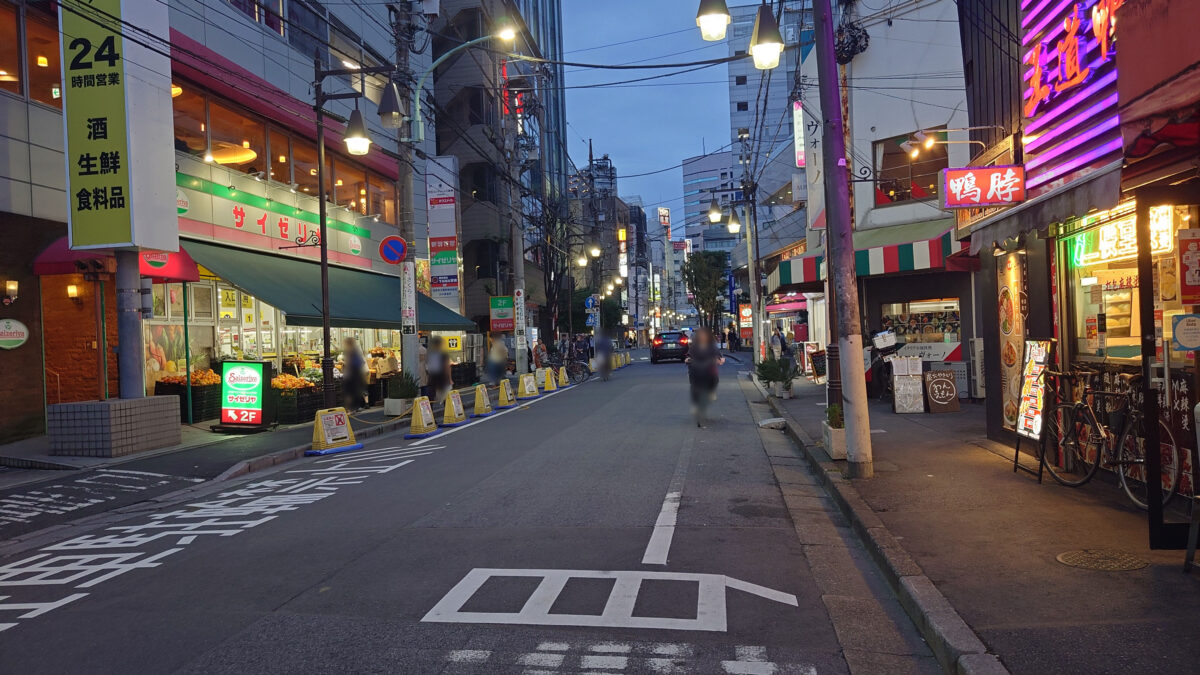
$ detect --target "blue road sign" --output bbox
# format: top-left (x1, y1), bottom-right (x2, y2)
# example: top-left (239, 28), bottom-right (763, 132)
top-left (586, 314), bottom-right (598, 327)
top-left (584, 296), bottom-right (597, 309)
top-left (379, 235), bottom-right (408, 265)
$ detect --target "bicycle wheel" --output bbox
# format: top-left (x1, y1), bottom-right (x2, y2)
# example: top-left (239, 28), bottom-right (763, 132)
top-left (1042, 402), bottom-right (1102, 487)
top-left (1117, 417), bottom-right (1179, 510)
top-left (568, 362), bottom-right (587, 384)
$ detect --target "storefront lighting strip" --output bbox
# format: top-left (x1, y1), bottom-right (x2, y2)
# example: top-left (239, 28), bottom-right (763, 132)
top-left (1025, 115), bottom-right (1119, 170)
top-left (175, 173), bottom-right (373, 240)
top-left (1021, 0), bottom-right (1084, 48)
top-left (1027, 137), bottom-right (1122, 190)
top-left (1025, 77), bottom-right (1118, 136)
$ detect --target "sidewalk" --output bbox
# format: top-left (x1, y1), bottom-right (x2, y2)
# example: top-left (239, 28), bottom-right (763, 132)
top-left (768, 379), bottom-right (1200, 674)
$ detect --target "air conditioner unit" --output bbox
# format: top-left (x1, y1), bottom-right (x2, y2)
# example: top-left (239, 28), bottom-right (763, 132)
top-left (969, 337), bottom-right (985, 399)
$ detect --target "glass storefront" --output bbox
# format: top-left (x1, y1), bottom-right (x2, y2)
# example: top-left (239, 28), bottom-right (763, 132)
top-left (880, 298), bottom-right (961, 345)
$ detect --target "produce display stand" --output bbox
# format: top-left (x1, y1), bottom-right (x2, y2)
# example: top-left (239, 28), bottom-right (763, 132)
top-left (153, 381), bottom-right (221, 423)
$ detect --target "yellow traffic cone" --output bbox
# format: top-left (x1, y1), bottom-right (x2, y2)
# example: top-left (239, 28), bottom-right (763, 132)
top-left (558, 366), bottom-right (570, 387)
top-left (472, 383), bottom-right (494, 417)
top-left (496, 379), bottom-right (516, 409)
top-left (543, 367), bottom-right (557, 391)
top-left (440, 389), bottom-right (469, 427)
top-left (404, 396), bottom-right (440, 438)
top-left (535, 367), bottom-right (547, 389)
top-left (517, 373), bottom-right (540, 399)
top-left (306, 407), bottom-right (363, 455)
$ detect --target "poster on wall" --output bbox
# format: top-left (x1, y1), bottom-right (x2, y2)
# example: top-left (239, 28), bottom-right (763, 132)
top-left (1016, 340), bottom-right (1051, 440)
top-left (1178, 228), bottom-right (1200, 305)
top-left (998, 252), bottom-right (1028, 430)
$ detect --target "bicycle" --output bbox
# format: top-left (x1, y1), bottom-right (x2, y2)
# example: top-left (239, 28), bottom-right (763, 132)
top-left (546, 354), bottom-right (590, 384)
top-left (1042, 368), bottom-right (1182, 510)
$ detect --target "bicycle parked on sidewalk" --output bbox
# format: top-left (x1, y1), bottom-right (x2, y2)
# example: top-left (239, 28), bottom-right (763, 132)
top-left (1042, 368), bottom-right (1182, 510)
top-left (546, 354), bottom-right (590, 384)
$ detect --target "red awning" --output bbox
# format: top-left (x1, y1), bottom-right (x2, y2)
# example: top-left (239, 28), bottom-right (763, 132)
top-left (766, 300), bottom-right (807, 313)
top-left (33, 237), bottom-right (200, 282)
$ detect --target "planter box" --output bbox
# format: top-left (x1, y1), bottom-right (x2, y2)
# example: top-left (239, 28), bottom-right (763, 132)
top-left (384, 398), bottom-right (413, 417)
top-left (152, 382), bottom-right (221, 423)
top-left (779, 387), bottom-right (793, 399)
top-left (275, 387), bottom-right (322, 425)
top-left (822, 420), bottom-right (847, 460)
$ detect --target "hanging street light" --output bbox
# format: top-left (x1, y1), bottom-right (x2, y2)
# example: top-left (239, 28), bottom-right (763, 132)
top-left (343, 106), bottom-right (371, 155)
top-left (727, 208), bottom-right (742, 234)
top-left (577, 254), bottom-right (588, 267)
top-left (589, 243), bottom-right (602, 258)
top-left (696, 0), bottom-right (731, 41)
top-left (707, 197), bottom-right (722, 223)
top-left (376, 81), bottom-right (405, 129)
top-left (749, 1), bottom-right (784, 70)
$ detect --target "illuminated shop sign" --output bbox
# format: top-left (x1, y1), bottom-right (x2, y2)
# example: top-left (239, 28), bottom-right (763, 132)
top-left (1021, 0), bottom-right (1122, 193)
top-left (942, 166), bottom-right (1026, 209)
top-left (1070, 203), bottom-right (1174, 266)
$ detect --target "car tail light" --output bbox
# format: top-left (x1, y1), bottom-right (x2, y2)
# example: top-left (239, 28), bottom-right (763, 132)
top-left (653, 338), bottom-right (663, 346)
top-left (679, 336), bottom-right (689, 345)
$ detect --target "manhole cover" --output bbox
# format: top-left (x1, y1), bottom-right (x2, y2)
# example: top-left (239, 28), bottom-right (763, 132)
top-left (1056, 549), bottom-right (1148, 571)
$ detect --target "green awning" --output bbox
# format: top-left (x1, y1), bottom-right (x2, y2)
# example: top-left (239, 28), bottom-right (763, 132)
top-left (185, 240), bottom-right (476, 331)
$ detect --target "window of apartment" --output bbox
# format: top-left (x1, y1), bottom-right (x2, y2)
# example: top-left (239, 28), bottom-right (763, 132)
top-left (209, 101), bottom-right (266, 175)
top-left (873, 132), bottom-right (948, 207)
top-left (229, 0), bottom-right (283, 36)
top-left (0, 2), bottom-right (20, 97)
top-left (24, 5), bottom-right (61, 108)
top-left (172, 88), bottom-right (207, 158)
top-left (736, 101), bottom-right (748, 112)
top-left (737, 127), bottom-right (750, 139)
top-left (735, 50), bottom-right (746, 56)
top-left (288, 0), bottom-right (328, 65)
top-left (735, 75), bottom-right (747, 85)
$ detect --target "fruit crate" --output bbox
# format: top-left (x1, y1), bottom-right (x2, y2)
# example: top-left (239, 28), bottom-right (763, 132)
top-left (153, 382), bottom-right (222, 423)
top-left (274, 387), bottom-right (323, 425)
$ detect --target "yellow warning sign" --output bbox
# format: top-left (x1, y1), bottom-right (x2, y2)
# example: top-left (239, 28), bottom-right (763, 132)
top-left (543, 367), bottom-right (558, 392)
top-left (517, 373), bottom-right (539, 399)
top-left (307, 407), bottom-right (362, 455)
top-left (497, 379), bottom-right (516, 408)
top-left (558, 366), bottom-right (570, 387)
top-left (404, 396), bottom-right (440, 438)
top-left (472, 383), bottom-right (493, 417)
top-left (535, 367), bottom-right (546, 389)
top-left (441, 390), bottom-right (468, 427)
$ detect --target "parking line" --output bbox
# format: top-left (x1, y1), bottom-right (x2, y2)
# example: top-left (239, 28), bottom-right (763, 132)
top-left (642, 434), bottom-right (693, 565)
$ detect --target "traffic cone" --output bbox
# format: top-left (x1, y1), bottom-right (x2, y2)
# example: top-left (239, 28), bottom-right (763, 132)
top-left (535, 367), bottom-right (546, 389)
top-left (306, 407), bottom-right (363, 455)
top-left (404, 396), bottom-right (440, 439)
top-left (440, 389), bottom-right (469, 427)
top-left (543, 367), bottom-right (557, 392)
top-left (517, 373), bottom-right (540, 399)
top-left (558, 366), bottom-right (570, 388)
top-left (472, 383), bottom-right (493, 417)
top-left (496, 379), bottom-right (517, 409)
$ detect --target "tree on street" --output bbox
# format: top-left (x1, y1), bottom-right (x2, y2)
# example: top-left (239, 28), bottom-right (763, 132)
top-left (681, 250), bottom-right (728, 329)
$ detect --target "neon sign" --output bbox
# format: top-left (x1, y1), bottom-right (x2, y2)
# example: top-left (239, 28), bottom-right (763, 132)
top-left (1071, 204), bottom-right (1174, 267)
top-left (941, 166), bottom-right (1026, 209)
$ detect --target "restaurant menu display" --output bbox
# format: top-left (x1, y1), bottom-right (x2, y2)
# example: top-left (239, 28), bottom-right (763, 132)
top-left (998, 252), bottom-right (1029, 429)
top-left (1016, 340), bottom-right (1051, 440)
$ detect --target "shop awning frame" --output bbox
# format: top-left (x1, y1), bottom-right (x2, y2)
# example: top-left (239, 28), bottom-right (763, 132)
top-left (184, 240), bottom-right (476, 332)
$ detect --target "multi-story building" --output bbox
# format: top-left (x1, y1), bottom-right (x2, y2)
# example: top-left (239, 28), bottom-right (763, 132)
top-left (681, 150), bottom-right (735, 248)
top-left (0, 0), bottom-right (484, 446)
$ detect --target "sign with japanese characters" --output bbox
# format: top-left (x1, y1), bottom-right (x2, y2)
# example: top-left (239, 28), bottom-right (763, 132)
top-left (941, 166), bottom-right (1026, 209)
top-left (220, 361), bottom-right (265, 426)
top-left (1177, 228), bottom-right (1200, 305)
top-left (792, 100), bottom-right (806, 168)
top-left (923, 370), bottom-right (961, 413)
top-left (658, 207), bottom-right (671, 241)
top-left (1021, 0), bottom-right (1122, 194)
top-left (60, 0), bottom-right (175, 251)
top-left (427, 155), bottom-right (462, 313)
top-left (489, 296), bottom-right (515, 332)
top-left (1016, 340), bottom-right (1052, 440)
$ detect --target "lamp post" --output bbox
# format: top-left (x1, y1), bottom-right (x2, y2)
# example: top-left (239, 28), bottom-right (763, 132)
top-left (311, 55), bottom-right (404, 408)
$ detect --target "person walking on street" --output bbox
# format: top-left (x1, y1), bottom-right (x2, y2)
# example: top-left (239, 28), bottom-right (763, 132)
top-left (685, 328), bottom-right (725, 427)
top-left (533, 338), bottom-right (548, 370)
top-left (487, 335), bottom-right (508, 384)
top-left (595, 331), bottom-right (613, 381)
top-left (425, 336), bottom-right (450, 403)
top-left (340, 337), bottom-right (366, 411)
top-left (770, 327), bottom-right (783, 361)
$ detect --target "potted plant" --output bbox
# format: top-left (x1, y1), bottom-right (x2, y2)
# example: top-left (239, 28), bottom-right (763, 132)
top-left (755, 357), bottom-right (786, 397)
top-left (823, 403), bottom-right (847, 460)
top-left (779, 359), bottom-right (799, 399)
top-left (384, 371), bottom-right (419, 417)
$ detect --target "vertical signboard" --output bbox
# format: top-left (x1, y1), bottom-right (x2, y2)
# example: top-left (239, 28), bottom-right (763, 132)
top-left (60, 0), bottom-right (175, 251)
top-left (427, 155), bottom-right (462, 313)
top-left (998, 252), bottom-right (1028, 430)
top-left (513, 287), bottom-right (527, 350)
top-left (1016, 340), bottom-right (1051, 440)
top-left (220, 361), bottom-right (264, 425)
top-left (792, 100), bottom-right (806, 168)
top-left (618, 227), bottom-right (628, 278)
top-left (489, 296), bottom-right (515, 332)
top-left (400, 261), bottom-right (417, 335)
top-left (657, 207), bottom-right (671, 241)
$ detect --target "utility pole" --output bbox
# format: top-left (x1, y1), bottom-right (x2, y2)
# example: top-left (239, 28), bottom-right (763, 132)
top-left (392, 2), bottom-right (420, 388)
top-left (813, 0), bottom-right (872, 477)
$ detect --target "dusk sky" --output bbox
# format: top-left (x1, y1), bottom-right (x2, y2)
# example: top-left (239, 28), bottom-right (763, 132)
top-left (561, 1), bottom-right (733, 222)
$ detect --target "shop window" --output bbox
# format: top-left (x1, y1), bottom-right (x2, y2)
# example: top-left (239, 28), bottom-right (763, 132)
top-left (208, 101), bottom-right (266, 175)
top-left (334, 159), bottom-right (367, 213)
top-left (173, 88), bottom-right (208, 158)
top-left (873, 132), bottom-right (948, 207)
top-left (217, 285), bottom-right (238, 320)
top-left (0, 2), bottom-right (20, 96)
top-left (880, 298), bottom-right (960, 344)
top-left (292, 140), bottom-right (320, 195)
top-left (368, 173), bottom-right (392, 223)
top-left (268, 128), bottom-right (290, 184)
top-left (152, 284), bottom-right (167, 319)
top-left (167, 283), bottom-right (185, 318)
top-left (24, 6), bottom-right (61, 108)
top-left (192, 284), bottom-right (214, 320)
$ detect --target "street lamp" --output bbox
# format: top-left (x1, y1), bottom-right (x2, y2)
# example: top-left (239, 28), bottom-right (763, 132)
top-left (900, 140), bottom-right (919, 159)
top-left (707, 198), bottom-right (722, 223)
top-left (696, 0), bottom-right (731, 41)
top-left (343, 105), bottom-right (371, 155)
top-left (404, 23), bottom-right (516, 143)
top-left (749, 2), bottom-right (784, 70)
top-left (726, 209), bottom-right (742, 234)
top-left (914, 130), bottom-right (935, 150)
top-left (577, 254), bottom-right (588, 267)
top-left (589, 242), bottom-right (602, 258)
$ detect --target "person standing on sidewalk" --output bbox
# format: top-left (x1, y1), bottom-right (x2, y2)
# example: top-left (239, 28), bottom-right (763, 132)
top-left (340, 337), bottom-right (366, 411)
top-left (770, 327), bottom-right (783, 361)
top-left (425, 336), bottom-right (450, 403)
top-left (487, 335), bottom-right (508, 384)
top-left (533, 338), bottom-right (548, 370)
top-left (685, 328), bottom-right (725, 427)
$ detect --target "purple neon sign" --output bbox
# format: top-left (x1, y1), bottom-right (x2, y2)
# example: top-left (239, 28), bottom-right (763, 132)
top-left (1021, 0), bottom-right (1122, 192)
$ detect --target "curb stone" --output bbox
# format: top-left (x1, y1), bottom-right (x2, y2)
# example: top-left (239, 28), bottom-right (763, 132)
top-left (762, 394), bottom-right (1009, 675)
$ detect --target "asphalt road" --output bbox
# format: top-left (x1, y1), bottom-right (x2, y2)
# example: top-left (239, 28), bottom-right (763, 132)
top-left (0, 358), bottom-right (932, 674)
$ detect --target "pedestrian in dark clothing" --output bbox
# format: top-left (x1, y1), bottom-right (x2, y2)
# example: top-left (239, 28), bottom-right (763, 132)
top-left (341, 337), bottom-right (366, 411)
top-left (685, 328), bottom-right (725, 427)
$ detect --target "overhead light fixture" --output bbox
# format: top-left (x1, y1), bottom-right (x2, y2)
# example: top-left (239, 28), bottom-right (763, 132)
top-left (377, 81), bottom-right (404, 129)
top-left (36, 55), bottom-right (48, 68)
top-left (207, 142), bottom-right (257, 165)
top-left (900, 140), bottom-right (918, 159)
top-left (341, 59), bottom-right (359, 70)
top-left (696, 0), bottom-right (731, 41)
top-left (577, 255), bottom-right (588, 267)
top-left (915, 130), bottom-right (935, 149)
top-left (0, 70), bottom-right (16, 82)
top-left (67, 284), bottom-right (81, 303)
top-left (496, 21), bottom-right (517, 42)
top-left (170, 83), bottom-right (183, 97)
top-left (203, 149), bottom-right (214, 163)
top-left (3, 279), bottom-right (17, 305)
top-left (343, 107), bottom-right (371, 156)
top-left (727, 209), bottom-right (742, 234)
top-left (590, 244), bottom-right (601, 258)
top-left (707, 198), bottom-right (722, 223)
top-left (749, 2), bottom-right (784, 70)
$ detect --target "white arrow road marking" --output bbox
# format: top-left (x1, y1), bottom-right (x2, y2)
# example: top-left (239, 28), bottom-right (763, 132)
top-left (422, 568), bottom-right (797, 632)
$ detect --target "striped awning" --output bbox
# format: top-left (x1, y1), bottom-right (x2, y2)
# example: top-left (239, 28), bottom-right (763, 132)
top-left (768, 224), bottom-right (970, 293)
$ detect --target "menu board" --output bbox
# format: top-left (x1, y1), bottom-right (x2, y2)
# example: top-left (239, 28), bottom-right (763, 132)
top-left (998, 252), bottom-right (1029, 429)
top-left (1016, 340), bottom-right (1051, 440)
top-left (923, 370), bottom-right (960, 413)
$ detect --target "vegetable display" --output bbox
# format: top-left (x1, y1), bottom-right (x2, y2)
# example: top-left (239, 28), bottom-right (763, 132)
top-left (272, 374), bottom-right (316, 390)
top-left (158, 368), bottom-right (221, 386)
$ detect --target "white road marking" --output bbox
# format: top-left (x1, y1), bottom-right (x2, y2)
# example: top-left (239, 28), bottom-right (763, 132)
top-left (518, 652), bottom-right (565, 668)
top-left (581, 654), bottom-right (629, 669)
top-left (446, 649), bottom-right (491, 663)
top-left (537, 642), bottom-right (569, 651)
top-left (590, 642), bottom-right (632, 653)
top-left (722, 661), bottom-right (777, 675)
top-left (422, 568), bottom-right (797, 632)
top-left (736, 646), bottom-right (768, 662)
top-left (642, 435), bottom-right (693, 565)
top-left (434, 642), bottom-right (815, 675)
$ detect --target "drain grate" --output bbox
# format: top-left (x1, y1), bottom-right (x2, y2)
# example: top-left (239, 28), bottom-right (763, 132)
top-left (1056, 549), bottom-right (1149, 571)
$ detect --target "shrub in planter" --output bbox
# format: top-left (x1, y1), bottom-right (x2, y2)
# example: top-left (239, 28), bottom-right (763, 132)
top-left (385, 371), bottom-right (420, 416)
top-left (823, 403), bottom-right (847, 459)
